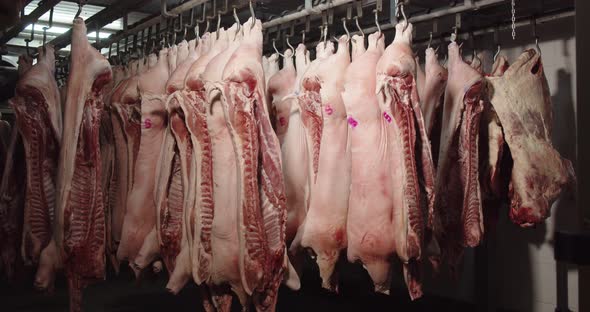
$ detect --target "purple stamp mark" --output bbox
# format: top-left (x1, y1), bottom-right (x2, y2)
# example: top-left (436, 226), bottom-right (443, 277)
top-left (383, 112), bottom-right (392, 123)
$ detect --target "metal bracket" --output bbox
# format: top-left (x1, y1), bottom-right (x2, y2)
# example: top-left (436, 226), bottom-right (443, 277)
top-left (355, 0), bottom-right (363, 18)
top-left (161, 0), bottom-right (177, 18)
top-left (42, 7), bottom-right (54, 48)
top-left (451, 12), bottom-right (461, 42)
top-left (390, 0), bottom-right (398, 25)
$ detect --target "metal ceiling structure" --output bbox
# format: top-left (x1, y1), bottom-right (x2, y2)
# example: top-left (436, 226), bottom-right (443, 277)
top-left (0, 0), bottom-right (576, 64)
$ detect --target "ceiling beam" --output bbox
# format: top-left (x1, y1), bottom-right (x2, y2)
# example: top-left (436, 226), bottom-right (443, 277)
top-left (49, 0), bottom-right (150, 50)
top-left (0, 0), bottom-right (61, 45)
top-left (98, 0), bottom-right (209, 50)
top-left (4, 44), bottom-right (69, 57)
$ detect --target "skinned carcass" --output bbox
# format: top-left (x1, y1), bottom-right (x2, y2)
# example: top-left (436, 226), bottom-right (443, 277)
top-left (486, 49), bottom-right (575, 226)
top-left (220, 18), bottom-right (288, 312)
top-left (55, 17), bottom-right (112, 312)
top-left (11, 44), bottom-right (62, 291)
top-left (433, 40), bottom-right (484, 274)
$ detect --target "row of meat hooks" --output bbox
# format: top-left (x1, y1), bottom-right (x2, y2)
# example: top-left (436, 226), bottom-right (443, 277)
top-left (40, 0), bottom-right (547, 81)
top-left (264, 0), bottom-right (543, 66)
top-left (105, 0), bottom-right (258, 68)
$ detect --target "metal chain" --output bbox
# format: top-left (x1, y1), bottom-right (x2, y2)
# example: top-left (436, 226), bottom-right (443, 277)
top-left (511, 0), bottom-right (516, 40)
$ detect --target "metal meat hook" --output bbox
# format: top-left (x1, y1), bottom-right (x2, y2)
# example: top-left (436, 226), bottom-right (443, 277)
top-left (342, 18), bottom-right (350, 42)
top-left (42, 7), bottom-right (54, 53)
top-left (354, 16), bottom-right (364, 37)
top-left (374, 9), bottom-right (382, 38)
top-left (161, 0), bottom-right (177, 18)
top-left (493, 26), bottom-right (501, 62)
top-left (25, 21), bottom-right (35, 57)
top-left (286, 34), bottom-right (294, 52)
top-left (272, 38), bottom-right (284, 57)
top-left (233, 7), bottom-right (241, 34)
top-left (532, 17), bottom-right (541, 55)
top-left (250, 0), bottom-right (256, 29)
top-left (397, 2), bottom-right (408, 32)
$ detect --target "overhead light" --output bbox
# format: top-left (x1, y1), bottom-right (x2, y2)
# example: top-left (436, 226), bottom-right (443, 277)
top-left (25, 24), bottom-right (69, 35)
top-left (87, 31), bottom-right (112, 39)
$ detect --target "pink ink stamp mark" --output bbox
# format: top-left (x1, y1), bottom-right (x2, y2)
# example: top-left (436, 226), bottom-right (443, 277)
top-left (324, 104), bottom-right (333, 115)
top-left (144, 118), bottom-right (152, 129)
top-left (347, 116), bottom-right (358, 128)
top-left (383, 112), bottom-right (392, 123)
top-left (279, 116), bottom-right (286, 127)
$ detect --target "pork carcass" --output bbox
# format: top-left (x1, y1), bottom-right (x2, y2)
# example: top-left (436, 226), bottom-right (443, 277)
top-left (177, 40), bottom-right (189, 66)
top-left (0, 129), bottom-right (26, 280)
top-left (351, 35), bottom-right (366, 61)
top-left (168, 45), bottom-right (178, 73)
top-left (270, 49), bottom-right (296, 143)
top-left (480, 55), bottom-right (509, 200)
top-left (375, 22), bottom-right (436, 299)
top-left (420, 47), bottom-right (448, 162)
top-left (469, 53), bottom-right (483, 74)
top-left (220, 18), bottom-right (287, 311)
top-left (100, 106), bottom-right (117, 272)
top-left (289, 40), bottom-right (333, 286)
top-left (183, 29), bottom-right (227, 290)
top-left (486, 49), bottom-right (575, 226)
top-left (273, 43), bottom-right (312, 284)
top-left (155, 97), bottom-right (187, 289)
top-left (433, 41), bottom-right (484, 273)
top-left (268, 49), bottom-right (299, 238)
top-left (199, 25), bottom-right (251, 308)
top-left (124, 48), bottom-right (170, 273)
top-left (11, 44), bottom-right (62, 291)
top-left (297, 35), bottom-right (351, 292)
top-left (345, 32), bottom-right (396, 294)
top-left (153, 35), bottom-right (202, 293)
top-left (109, 67), bottom-right (142, 270)
top-left (18, 54), bottom-right (34, 76)
top-left (180, 26), bottom-right (235, 310)
top-left (148, 53), bottom-right (158, 70)
top-left (267, 46), bottom-right (305, 291)
top-left (415, 55), bottom-right (426, 100)
top-left (55, 17), bottom-right (112, 312)
top-left (265, 53), bottom-right (279, 86)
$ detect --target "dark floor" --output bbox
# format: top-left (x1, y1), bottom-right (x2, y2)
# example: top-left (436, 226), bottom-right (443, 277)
top-left (1, 258), bottom-right (488, 312)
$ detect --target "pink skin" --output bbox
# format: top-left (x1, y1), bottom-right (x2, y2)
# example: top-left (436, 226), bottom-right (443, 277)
top-left (374, 22), bottom-right (436, 299)
top-left (421, 47), bottom-right (448, 137)
top-left (119, 47), bottom-right (169, 275)
top-left (297, 35), bottom-right (351, 292)
top-left (344, 32), bottom-right (394, 294)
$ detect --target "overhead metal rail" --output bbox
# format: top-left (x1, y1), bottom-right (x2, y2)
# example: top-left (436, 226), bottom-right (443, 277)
top-left (96, 0), bottom-right (209, 51)
top-left (50, 0), bottom-right (151, 50)
top-left (0, 0), bottom-right (61, 45)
